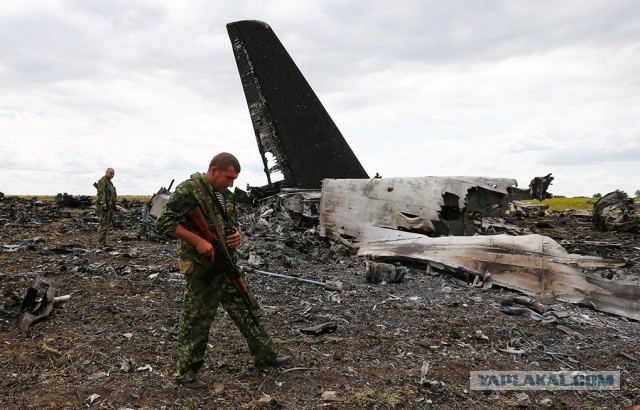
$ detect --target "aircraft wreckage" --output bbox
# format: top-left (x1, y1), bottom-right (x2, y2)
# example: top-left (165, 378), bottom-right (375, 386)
top-left (153, 20), bottom-right (640, 321)
top-left (317, 177), bottom-right (638, 320)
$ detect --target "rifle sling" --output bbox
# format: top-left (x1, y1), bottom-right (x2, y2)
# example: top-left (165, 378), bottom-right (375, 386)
top-left (193, 179), bottom-right (232, 259)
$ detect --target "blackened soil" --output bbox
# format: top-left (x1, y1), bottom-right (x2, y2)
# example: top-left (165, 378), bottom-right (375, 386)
top-left (0, 198), bottom-right (638, 409)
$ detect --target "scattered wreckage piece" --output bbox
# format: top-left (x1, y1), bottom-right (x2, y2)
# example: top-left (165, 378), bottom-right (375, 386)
top-left (510, 200), bottom-right (549, 217)
top-left (477, 217), bottom-right (526, 235)
top-left (148, 180), bottom-right (174, 219)
top-left (355, 233), bottom-right (640, 320)
top-left (139, 180), bottom-right (174, 239)
top-left (246, 267), bottom-right (343, 292)
top-left (320, 175), bottom-right (553, 239)
top-left (300, 322), bottom-right (337, 336)
top-left (54, 193), bottom-right (92, 208)
top-left (258, 188), bottom-right (321, 228)
top-left (499, 295), bottom-right (568, 324)
top-left (363, 261), bottom-right (407, 284)
top-left (528, 173), bottom-right (554, 202)
top-left (593, 190), bottom-right (640, 232)
top-left (505, 295), bottom-right (566, 317)
top-left (18, 277), bottom-right (70, 330)
top-left (0, 241), bottom-right (37, 252)
top-left (226, 20), bottom-right (369, 190)
top-left (233, 186), bottom-right (254, 206)
top-left (246, 181), bottom-right (285, 202)
top-left (276, 189), bottom-right (321, 220)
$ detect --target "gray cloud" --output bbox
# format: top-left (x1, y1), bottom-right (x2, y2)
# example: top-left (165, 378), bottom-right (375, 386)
top-left (1, 0), bottom-right (639, 197)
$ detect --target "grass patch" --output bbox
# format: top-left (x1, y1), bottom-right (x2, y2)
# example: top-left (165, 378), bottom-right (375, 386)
top-left (524, 197), bottom-right (596, 211)
top-left (528, 194), bottom-right (639, 211)
top-left (120, 195), bottom-right (153, 202)
top-left (39, 344), bottom-right (62, 355)
top-left (351, 385), bottom-right (417, 406)
top-left (13, 195), bottom-right (58, 201)
top-left (13, 195), bottom-right (152, 202)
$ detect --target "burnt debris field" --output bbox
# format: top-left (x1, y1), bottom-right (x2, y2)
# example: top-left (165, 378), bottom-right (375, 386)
top-left (1, 195), bottom-right (639, 409)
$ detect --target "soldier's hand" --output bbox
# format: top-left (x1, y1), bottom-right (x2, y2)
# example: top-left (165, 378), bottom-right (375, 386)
top-left (227, 228), bottom-right (241, 249)
top-left (102, 203), bottom-right (107, 210)
top-left (195, 238), bottom-right (215, 261)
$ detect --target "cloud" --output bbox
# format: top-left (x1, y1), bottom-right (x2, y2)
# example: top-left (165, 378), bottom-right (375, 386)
top-left (1, 0), bottom-right (639, 198)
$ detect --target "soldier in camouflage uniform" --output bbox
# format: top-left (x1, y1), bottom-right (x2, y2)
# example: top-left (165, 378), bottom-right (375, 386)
top-left (96, 168), bottom-right (117, 247)
top-left (156, 153), bottom-right (289, 389)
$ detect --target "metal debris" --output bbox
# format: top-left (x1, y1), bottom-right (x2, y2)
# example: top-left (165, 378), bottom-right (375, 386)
top-left (320, 175), bottom-right (553, 239)
top-left (355, 234), bottom-right (640, 320)
top-left (130, 387), bottom-right (143, 399)
top-left (257, 189), bottom-right (321, 228)
top-left (120, 358), bottom-right (133, 372)
top-left (593, 190), bottom-right (640, 232)
top-left (86, 394), bottom-right (100, 404)
top-left (364, 261), bottom-right (407, 284)
top-left (139, 180), bottom-right (173, 239)
top-left (511, 200), bottom-right (549, 217)
top-left (529, 173), bottom-right (554, 202)
top-left (500, 295), bottom-right (559, 324)
top-left (498, 346), bottom-right (526, 355)
top-left (500, 295), bottom-right (549, 314)
top-left (617, 351), bottom-right (638, 362)
top-left (54, 193), bottom-right (92, 208)
top-left (419, 361), bottom-right (431, 385)
top-left (556, 325), bottom-right (583, 338)
top-left (18, 277), bottom-right (71, 330)
top-left (300, 322), bottom-right (337, 335)
top-left (246, 267), bottom-right (343, 292)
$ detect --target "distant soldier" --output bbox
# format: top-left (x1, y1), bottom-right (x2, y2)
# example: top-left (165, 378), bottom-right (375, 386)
top-left (96, 167), bottom-right (117, 247)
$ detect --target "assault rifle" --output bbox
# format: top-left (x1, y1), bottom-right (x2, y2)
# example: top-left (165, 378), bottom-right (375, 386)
top-left (186, 207), bottom-right (260, 326)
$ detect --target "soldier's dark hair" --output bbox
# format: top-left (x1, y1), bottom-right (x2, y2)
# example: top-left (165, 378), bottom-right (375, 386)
top-left (209, 152), bottom-right (241, 173)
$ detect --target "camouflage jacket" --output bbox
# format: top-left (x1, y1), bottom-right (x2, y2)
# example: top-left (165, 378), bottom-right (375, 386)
top-left (96, 176), bottom-right (117, 206)
top-left (155, 172), bottom-right (237, 270)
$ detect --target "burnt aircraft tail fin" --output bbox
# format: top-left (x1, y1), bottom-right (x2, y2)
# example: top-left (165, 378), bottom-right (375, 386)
top-left (226, 20), bottom-right (369, 189)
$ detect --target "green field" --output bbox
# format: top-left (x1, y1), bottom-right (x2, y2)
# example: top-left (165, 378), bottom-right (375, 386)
top-left (528, 195), bottom-right (639, 211)
top-left (532, 197), bottom-right (597, 211)
top-left (13, 195), bottom-right (153, 202)
top-left (10, 195), bottom-right (637, 212)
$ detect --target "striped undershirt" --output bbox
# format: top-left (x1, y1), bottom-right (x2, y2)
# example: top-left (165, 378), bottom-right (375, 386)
top-left (215, 192), bottom-right (226, 217)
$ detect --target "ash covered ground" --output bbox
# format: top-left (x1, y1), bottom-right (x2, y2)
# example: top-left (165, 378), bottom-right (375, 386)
top-left (1, 197), bottom-right (639, 409)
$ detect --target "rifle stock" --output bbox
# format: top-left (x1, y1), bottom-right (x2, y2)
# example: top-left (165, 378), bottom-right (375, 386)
top-left (186, 207), bottom-right (260, 326)
top-left (186, 208), bottom-right (215, 242)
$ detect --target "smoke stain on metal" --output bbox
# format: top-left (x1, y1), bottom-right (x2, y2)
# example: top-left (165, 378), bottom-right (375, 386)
top-left (226, 20), bottom-right (369, 189)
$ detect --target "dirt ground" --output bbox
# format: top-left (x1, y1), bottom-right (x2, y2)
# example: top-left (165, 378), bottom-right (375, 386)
top-left (1, 196), bottom-right (638, 409)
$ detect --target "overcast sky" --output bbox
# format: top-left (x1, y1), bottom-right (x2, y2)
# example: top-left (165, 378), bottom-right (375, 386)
top-left (2, 0), bottom-right (639, 197)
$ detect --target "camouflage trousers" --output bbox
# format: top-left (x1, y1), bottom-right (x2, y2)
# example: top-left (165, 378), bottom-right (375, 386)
top-left (174, 259), bottom-right (279, 383)
top-left (97, 206), bottom-right (114, 247)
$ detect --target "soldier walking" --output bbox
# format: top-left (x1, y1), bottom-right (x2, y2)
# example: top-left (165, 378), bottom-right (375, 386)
top-left (156, 152), bottom-right (288, 389)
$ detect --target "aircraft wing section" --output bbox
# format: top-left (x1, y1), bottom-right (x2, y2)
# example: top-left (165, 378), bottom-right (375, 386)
top-left (356, 234), bottom-right (638, 321)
